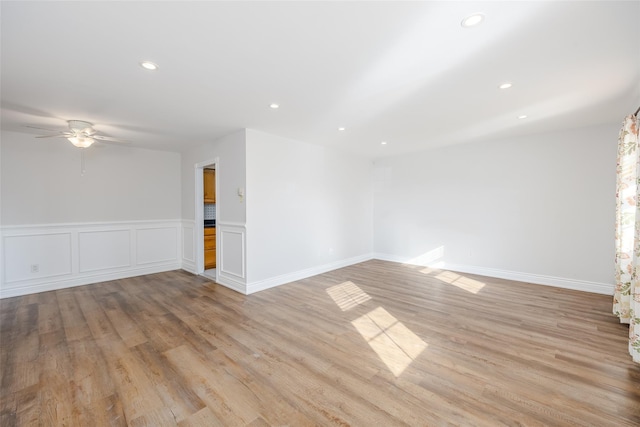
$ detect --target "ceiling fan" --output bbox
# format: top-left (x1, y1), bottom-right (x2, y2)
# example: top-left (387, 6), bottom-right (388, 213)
top-left (28, 120), bottom-right (126, 148)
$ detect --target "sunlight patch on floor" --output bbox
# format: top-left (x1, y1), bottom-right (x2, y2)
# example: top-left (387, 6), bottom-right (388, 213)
top-left (326, 281), bottom-right (372, 311)
top-left (352, 307), bottom-right (427, 377)
top-left (435, 271), bottom-right (485, 294)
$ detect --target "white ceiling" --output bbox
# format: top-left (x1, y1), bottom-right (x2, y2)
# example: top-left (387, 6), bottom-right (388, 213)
top-left (1, 1), bottom-right (639, 158)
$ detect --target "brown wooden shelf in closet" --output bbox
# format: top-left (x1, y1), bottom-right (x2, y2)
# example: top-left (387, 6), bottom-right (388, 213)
top-left (204, 169), bottom-right (216, 203)
top-left (204, 227), bottom-right (216, 269)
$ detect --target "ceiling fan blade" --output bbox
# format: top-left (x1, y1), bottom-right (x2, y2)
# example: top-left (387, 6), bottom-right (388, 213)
top-left (92, 135), bottom-right (128, 143)
top-left (25, 125), bottom-right (65, 132)
top-left (35, 134), bottom-right (67, 139)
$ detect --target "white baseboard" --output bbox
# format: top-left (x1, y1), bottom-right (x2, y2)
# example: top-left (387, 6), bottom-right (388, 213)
top-left (0, 263), bottom-right (181, 298)
top-left (246, 253), bottom-right (374, 294)
top-left (445, 263), bottom-right (614, 295)
top-left (374, 253), bottom-right (614, 295)
top-left (181, 261), bottom-right (197, 275)
top-left (216, 275), bottom-right (248, 294)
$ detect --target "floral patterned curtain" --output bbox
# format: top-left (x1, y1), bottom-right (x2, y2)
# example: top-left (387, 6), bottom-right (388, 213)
top-left (614, 113), bottom-right (640, 362)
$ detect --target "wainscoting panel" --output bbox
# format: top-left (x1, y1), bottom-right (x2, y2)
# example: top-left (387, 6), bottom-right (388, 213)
top-left (137, 227), bottom-right (178, 266)
top-left (216, 221), bottom-right (247, 293)
top-left (0, 220), bottom-right (182, 298)
top-left (3, 232), bottom-right (72, 284)
top-left (79, 229), bottom-right (131, 273)
top-left (181, 221), bottom-right (195, 274)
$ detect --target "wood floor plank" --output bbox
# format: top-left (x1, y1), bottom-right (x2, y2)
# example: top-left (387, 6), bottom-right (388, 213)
top-left (66, 335), bottom-right (116, 406)
top-left (2, 303), bottom-right (40, 396)
top-left (100, 294), bottom-right (148, 349)
top-left (37, 300), bottom-right (62, 335)
top-left (87, 393), bottom-right (127, 427)
top-left (14, 384), bottom-right (39, 426)
top-left (56, 290), bottom-right (92, 343)
top-left (1, 261), bottom-right (640, 426)
top-left (177, 406), bottom-right (225, 427)
top-left (165, 344), bottom-right (258, 426)
top-left (129, 342), bottom-right (206, 423)
top-left (38, 329), bottom-right (75, 426)
top-left (107, 351), bottom-right (167, 422)
top-left (129, 407), bottom-right (178, 427)
top-left (0, 392), bottom-right (17, 426)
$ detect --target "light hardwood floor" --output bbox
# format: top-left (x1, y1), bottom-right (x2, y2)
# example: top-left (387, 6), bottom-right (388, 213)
top-left (1, 260), bottom-right (639, 426)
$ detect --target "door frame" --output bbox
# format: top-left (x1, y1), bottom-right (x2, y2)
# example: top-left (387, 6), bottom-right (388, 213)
top-left (194, 157), bottom-right (219, 279)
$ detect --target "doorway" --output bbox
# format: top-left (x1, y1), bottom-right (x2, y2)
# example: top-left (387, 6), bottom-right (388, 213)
top-left (203, 167), bottom-right (216, 280)
top-left (195, 158), bottom-right (219, 282)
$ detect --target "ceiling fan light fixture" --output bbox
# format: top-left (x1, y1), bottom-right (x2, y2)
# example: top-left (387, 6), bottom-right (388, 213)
top-left (68, 136), bottom-right (95, 148)
top-left (140, 61), bottom-right (158, 71)
top-left (461, 13), bottom-right (484, 28)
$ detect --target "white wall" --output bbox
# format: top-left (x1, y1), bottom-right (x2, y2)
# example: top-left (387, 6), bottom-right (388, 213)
top-left (180, 130), bottom-right (246, 223)
top-left (2, 122), bottom-right (620, 298)
top-left (0, 131), bottom-right (183, 297)
top-left (1, 131), bottom-right (181, 224)
top-left (245, 129), bottom-right (374, 292)
top-left (373, 124), bottom-right (618, 294)
top-left (180, 130), bottom-right (247, 291)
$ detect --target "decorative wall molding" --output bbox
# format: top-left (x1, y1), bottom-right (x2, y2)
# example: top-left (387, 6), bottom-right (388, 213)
top-left (136, 227), bottom-right (178, 266)
top-left (246, 253), bottom-right (374, 294)
top-left (3, 232), bottom-right (73, 284)
top-left (78, 229), bottom-right (131, 273)
top-left (0, 219), bottom-right (181, 231)
top-left (374, 253), bottom-right (614, 295)
top-left (216, 221), bottom-right (247, 293)
top-left (181, 220), bottom-right (196, 274)
top-left (181, 220), bottom-right (195, 261)
top-left (1, 220), bottom-right (182, 298)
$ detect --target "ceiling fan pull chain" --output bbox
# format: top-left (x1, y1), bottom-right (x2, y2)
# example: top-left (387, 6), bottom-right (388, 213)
top-left (80, 149), bottom-right (86, 176)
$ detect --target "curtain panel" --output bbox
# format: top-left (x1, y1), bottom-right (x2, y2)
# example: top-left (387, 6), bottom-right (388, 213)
top-left (614, 113), bottom-right (640, 362)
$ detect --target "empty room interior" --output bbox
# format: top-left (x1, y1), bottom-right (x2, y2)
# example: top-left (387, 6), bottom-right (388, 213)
top-left (1, 1), bottom-right (640, 426)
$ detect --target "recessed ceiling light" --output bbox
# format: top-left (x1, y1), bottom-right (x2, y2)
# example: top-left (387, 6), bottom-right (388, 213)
top-left (518, 115), bottom-right (528, 119)
top-left (381, 141), bottom-right (387, 145)
top-left (140, 61), bottom-right (158, 71)
top-left (338, 127), bottom-right (346, 131)
top-left (461, 13), bottom-right (484, 28)
top-left (270, 103), bottom-right (279, 109)
top-left (499, 82), bottom-right (513, 89)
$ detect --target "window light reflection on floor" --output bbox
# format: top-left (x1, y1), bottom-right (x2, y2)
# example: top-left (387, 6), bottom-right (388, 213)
top-left (326, 281), bottom-right (372, 311)
top-left (352, 307), bottom-right (427, 377)
top-left (435, 271), bottom-right (486, 294)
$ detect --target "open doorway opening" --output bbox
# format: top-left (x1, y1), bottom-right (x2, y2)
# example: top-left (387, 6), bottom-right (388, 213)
top-left (203, 166), bottom-right (216, 280)
top-left (195, 158), bottom-right (219, 282)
